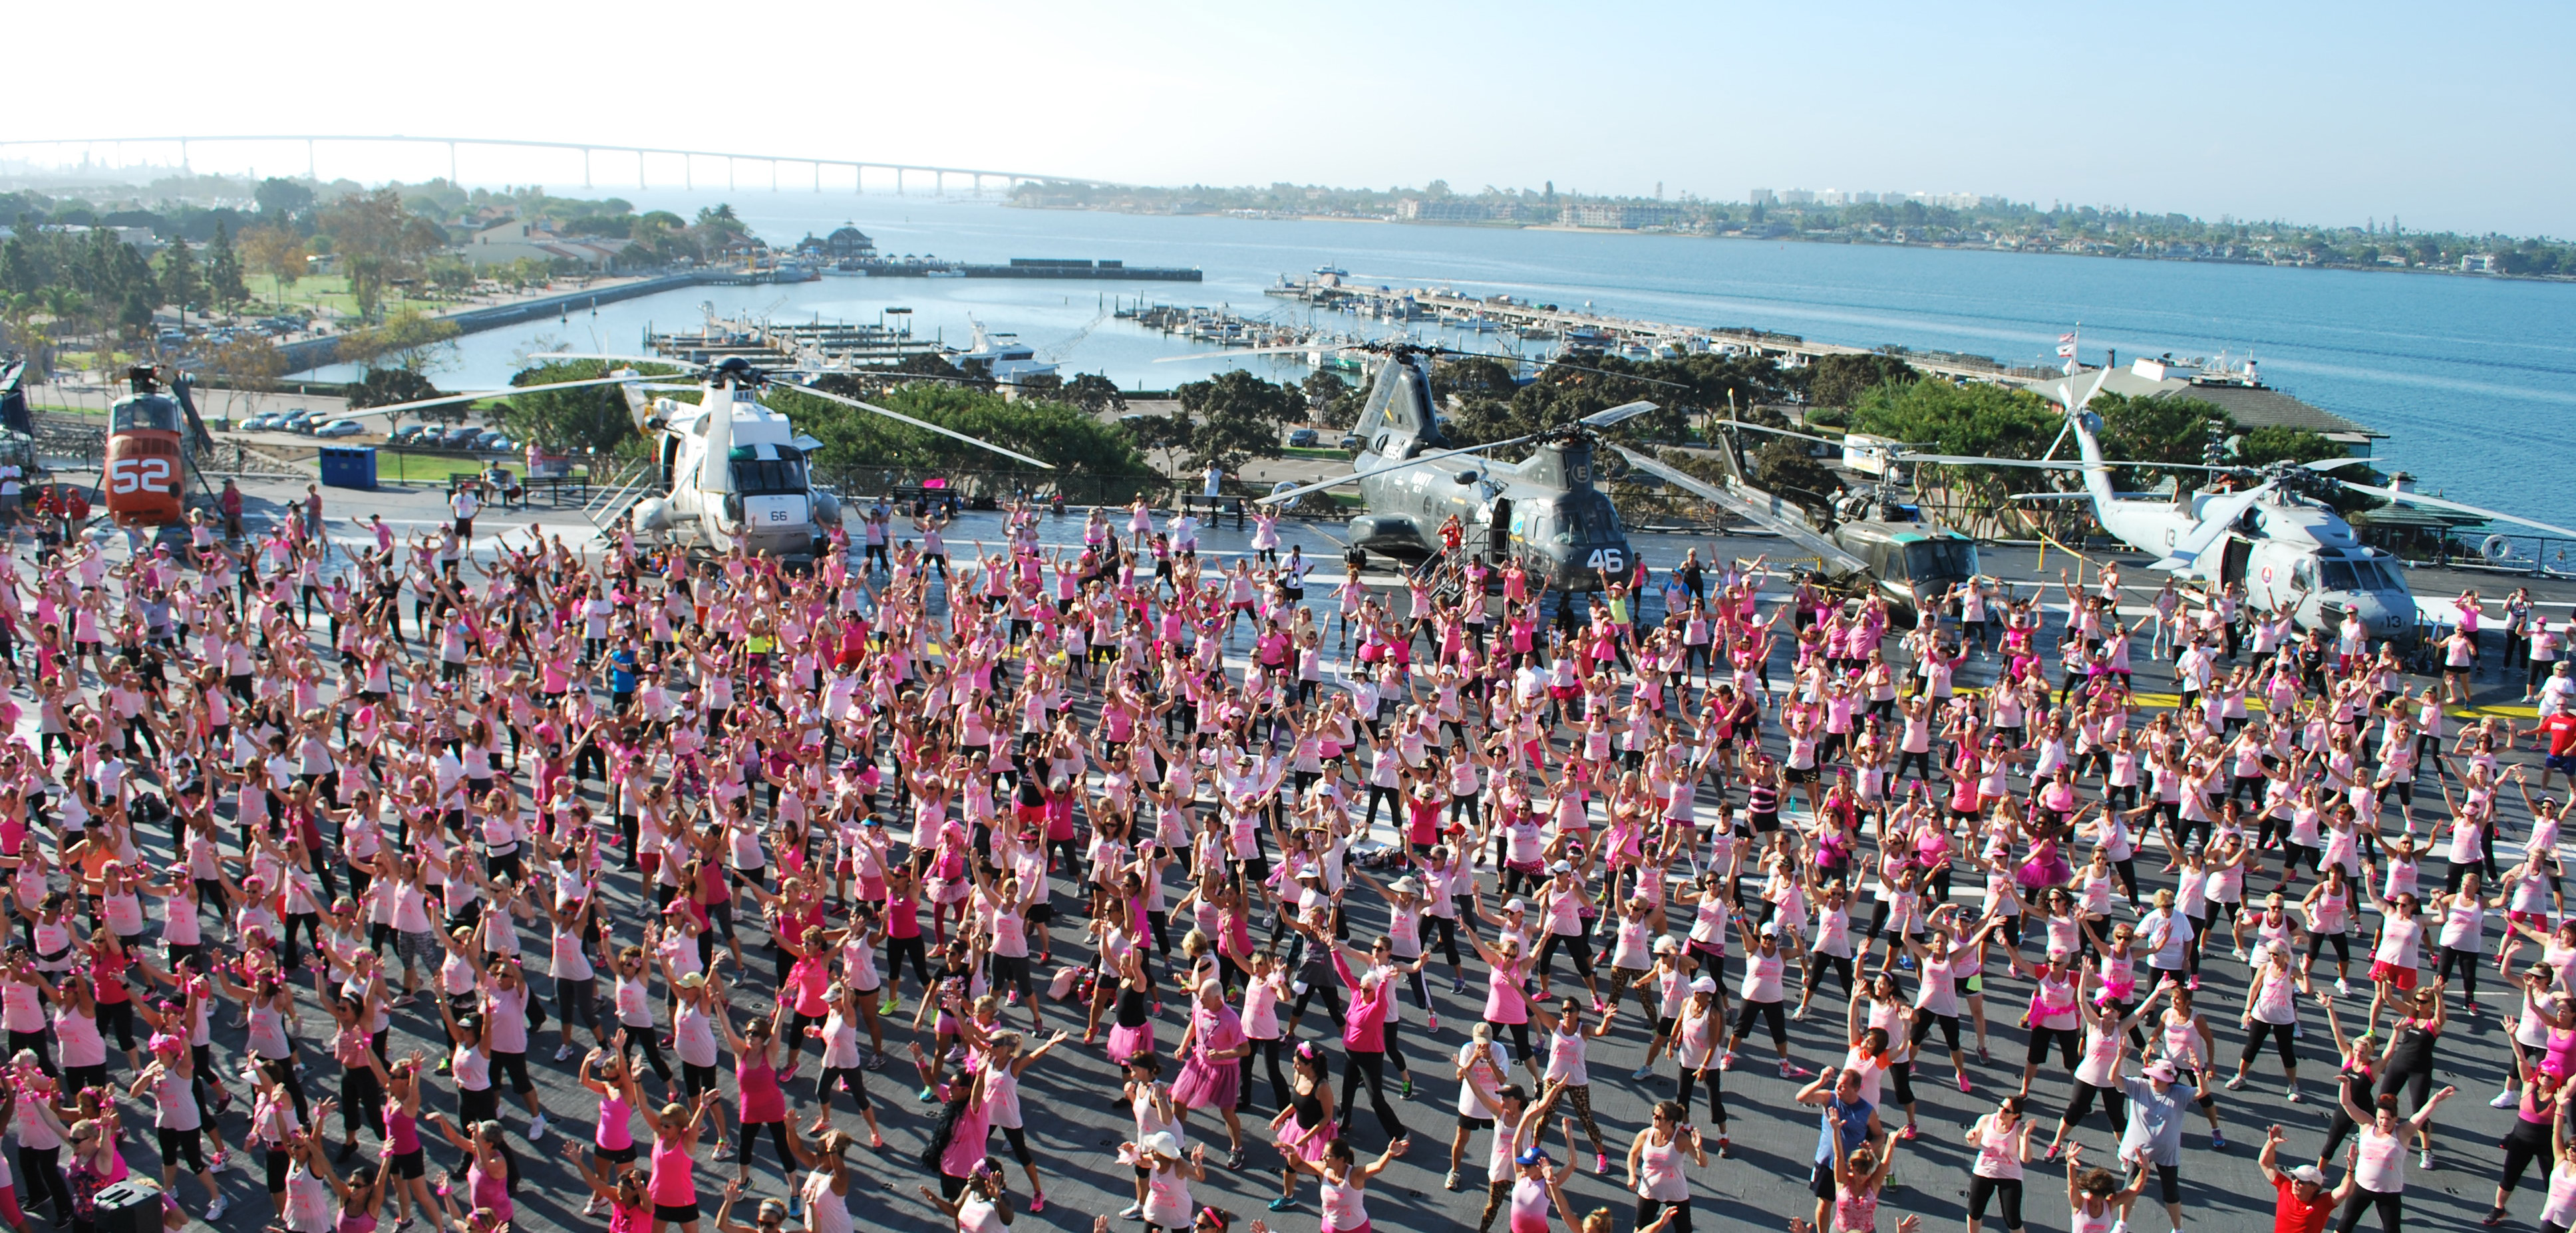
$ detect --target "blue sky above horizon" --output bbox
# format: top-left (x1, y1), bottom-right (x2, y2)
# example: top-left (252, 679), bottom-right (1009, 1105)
top-left (11, 0), bottom-right (2569, 238)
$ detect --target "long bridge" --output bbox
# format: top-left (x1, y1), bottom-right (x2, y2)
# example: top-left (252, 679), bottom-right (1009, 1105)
top-left (0, 134), bottom-right (1108, 196)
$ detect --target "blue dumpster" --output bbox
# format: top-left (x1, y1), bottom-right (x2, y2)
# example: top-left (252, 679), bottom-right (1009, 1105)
top-left (317, 446), bottom-right (377, 490)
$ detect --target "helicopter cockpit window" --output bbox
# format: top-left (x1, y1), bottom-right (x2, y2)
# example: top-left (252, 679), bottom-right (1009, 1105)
top-left (111, 398), bottom-right (178, 434)
top-left (2354, 559), bottom-right (2401, 593)
top-left (730, 456), bottom-right (808, 495)
top-left (2317, 557), bottom-right (2360, 592)
top-left (1902, 539), bottom-right (1976, 583)
top-left (2293, 559), bottom-right (2317, 591)
top-left (1537, 510), bottom-right (1573, 547)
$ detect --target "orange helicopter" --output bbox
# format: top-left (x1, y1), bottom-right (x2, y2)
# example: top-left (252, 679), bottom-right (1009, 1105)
top-left (101, 366), bottom-right (210, 526)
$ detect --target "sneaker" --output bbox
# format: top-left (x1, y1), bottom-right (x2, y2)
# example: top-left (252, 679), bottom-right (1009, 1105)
top-left (1716, 1134), bottom-right (1731, 1159)
top-left (210, 1150), bottom-right (233, 1173)
top-left (1956, 1073), bottom-right (1971, 1094)
top-left (1594, 1152), bottom-right (1609, 1174)
top-left (1451, 976), bottom-right (1470, 995)
top-left (1630, 1065), bottom-right (1654, 1081)
top-left (1426, 1013), bottom-right (1440, 1035)
top-left (1780, 1061), bottom-right (1811, 1080)
top-left (1898, 1123), bottom-right (1919, 1141)
top-left (206, 1196), bottom-right (229, 1222)
top-left (554, 1044), bottom-right (575, 1063)
top-left (2210, 1131), bottom-right (2225, 1151)
top-left (1122, 1204), bottom-right (1148, 1220)
top-left (2225, 1075), bottom-right (2247, 1091)
top-left (1028, 1193), bottom-right (1046, 1215)
top-left (528, 1114), bottom-right (548, 1143)
top-left (1264, 1198), bottom-right (1293, 1213)
top-left (881, 994), bottom-right (899, 1014)
top-left (2287, 1086), bottom-right (2303, 1103)
top-left (2109, 1222), bottom-right (2127, 1233)
top-left (2493, 1087), bottom-right (2521, 1109)
top-left (787, 1195), bottom-right (803, 1221)
top-left (2420, 1149), bottom-right (2435, 1170)
top-left (2334, 978), bottom-right (2351, 997)
top-left (1444, 1170), bottom-right (1462, 1191)
top-left (917, 1087), bottom-right (937, 1103)
top-left (1716, 1051), bottom-right (1738, 1071)
top-left (1399, 1077), bottom-right (1414, 1099)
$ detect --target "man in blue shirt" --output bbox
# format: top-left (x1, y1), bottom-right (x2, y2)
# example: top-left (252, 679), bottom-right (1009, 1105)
top-left (607, 639), bottom-right (639, 712)
top-left (1796, 1067), bottom-right (1887, 1233)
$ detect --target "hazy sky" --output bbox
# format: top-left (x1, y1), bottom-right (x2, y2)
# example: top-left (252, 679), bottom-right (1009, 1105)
top-left (12, 0), bottom-right (2570, 236)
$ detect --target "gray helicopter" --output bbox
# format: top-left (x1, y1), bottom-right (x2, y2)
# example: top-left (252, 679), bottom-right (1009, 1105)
top-left (1243, 345), bottom-right (1653, 593)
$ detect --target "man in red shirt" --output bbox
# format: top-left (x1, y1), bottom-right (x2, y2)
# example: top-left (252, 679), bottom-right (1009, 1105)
top-left (2259, 1124), bottom-right (2344, 1233)
top-left (2525, 708), bottom-right (2576, 791)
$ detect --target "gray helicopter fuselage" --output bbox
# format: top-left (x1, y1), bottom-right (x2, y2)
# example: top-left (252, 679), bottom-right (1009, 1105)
top-left (1342, 358), bottom-right (1631, 593)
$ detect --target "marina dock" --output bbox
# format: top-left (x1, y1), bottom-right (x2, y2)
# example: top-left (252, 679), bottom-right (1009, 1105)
top-left (830, 257), bottom-right (1201, 281)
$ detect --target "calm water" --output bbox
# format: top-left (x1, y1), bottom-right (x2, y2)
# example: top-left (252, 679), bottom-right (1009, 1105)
top-left (314, 192), bottom-right (2576, 525)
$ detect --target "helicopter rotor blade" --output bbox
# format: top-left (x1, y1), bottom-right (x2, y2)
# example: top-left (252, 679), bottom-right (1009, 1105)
top-left (2337, 483), bottom-right (2576, 541)
top-left (1150, 344), bottom-right (1335, 364)
top-left (776, 382), bottom-right (1056, 470)
top-left (1897, 453), bottom-right (2236, 472)
top-left (530, 351), bottom-right (705, 370)
top-left (1718, 419), bottom-right (1841, 446)
top-left (2302, 456), bottom-right (2386, 472)
top-left (339, 374), bottom-right (649, 420)
top-left (1255, 433), bottom-right (1543, 507)
top-left (1609, 446), bottom-right (1871, 576)
top-left (2146, 481), bottom-right (2279, 570)
top-left (1580, 400), bottom-right (1658, 428)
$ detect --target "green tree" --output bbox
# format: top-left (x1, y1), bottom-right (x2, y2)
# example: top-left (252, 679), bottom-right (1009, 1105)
top-left (1846, 378), bottom-right (2062, 509)
top-left (1062, 372), bottom-right (1126, 416)
top-left (2091, 392), bottom-right (2227, 488)
top-left (157, 238), bottom-right (200, 323)
top-left (1174, 370), bottom-right (1297, 468)
top-left (204, 220), bottom-right (249, 309)
top-left (489, 360), bottom-right (646, 454)
top-left (2235, 426), bottom-right (2350, 468)
top-left (1303, 370), bottom-right (1362, 430)
top-left (1754, 436), bottom-right (1839, 501)
top-left (786, 378), bottom-right (1153, 477)
top-left (335, 307), bottom-right (460, 373)
top-left (1121, 411), bottom-right (1194, 479)
top-left (316, 188), bottom-right (446, 321)
top-left (1806, 352), bottom-right (1917, 410)
top-left (240, 225), bottom-right (305, 306)
top-left (254, 178), bottom-right (315, 219)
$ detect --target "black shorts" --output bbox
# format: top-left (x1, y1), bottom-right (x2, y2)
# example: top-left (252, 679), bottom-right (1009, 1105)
top-left (595, 1143), bottom-right (639, 1165)
top-left (1457, 1115), bottom-right (1494, 1131)
top-left (1810, 1161), bottom-right (1838, 1200)
top-left (656, 1201), bottom-right (702, 1224)
top-left (392, 1149), bottom-right (426, 1180)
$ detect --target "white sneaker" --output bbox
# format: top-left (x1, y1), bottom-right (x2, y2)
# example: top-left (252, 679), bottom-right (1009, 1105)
top-left (2334, 978), bottom-right (2350, 997)
top-left (2418, 1149), bottom-right (2434, 1170)
top-left (2494, 1087), bottom-right (2521, 1109)
top-left (554, 1044), bottom-right (575, 1062)
top-left (528, 1113), bottom-right (549, 1142)
top-left (206, 1196), bottom-right (230, 1222)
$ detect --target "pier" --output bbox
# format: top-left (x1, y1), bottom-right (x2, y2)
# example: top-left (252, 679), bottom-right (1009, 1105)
top-left (831, 257), bottom-right (1201, 281)
top-left (1265, 275), bottom-right (2056, 380)
top-left (645, 309), bottom-right (952, 371)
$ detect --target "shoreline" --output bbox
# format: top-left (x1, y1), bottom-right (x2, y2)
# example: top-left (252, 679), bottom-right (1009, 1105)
top-left (1006, 202), bottom-right (2576, 285)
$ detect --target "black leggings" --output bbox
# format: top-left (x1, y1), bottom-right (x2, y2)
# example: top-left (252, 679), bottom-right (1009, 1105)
top-left (1337, 1049), bottom-right (1404, 1139)
top-left (1239, 1037), bottom-right (1287, 1113)
top-left (1675, 1065), bottom-right (1728, 1127)
top-left (1732, 1000), bottom-right (1787, 1052)
top-left (2240, 1022), bottom-right (2297, 1070)
top-left (2436, 946), bottom-right (2480, 1001)
top-left (17, 1143), bottom-right (69, 1214)
top-left (736, 1119), bottom-right (795, 1170)
top-left (2502, 1119), bottom-right (2555, 1196)
top-left (2058, 1079), bottom-right (2126, 1134)
top-left (1967, 1176), bottom-right (2023, 1230)
top-left (2333, 1188), bottom-right (2402, 1233)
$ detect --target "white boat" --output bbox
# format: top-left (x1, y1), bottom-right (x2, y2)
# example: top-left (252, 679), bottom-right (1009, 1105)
top-left (955, 319), bottom-right (1058, 384)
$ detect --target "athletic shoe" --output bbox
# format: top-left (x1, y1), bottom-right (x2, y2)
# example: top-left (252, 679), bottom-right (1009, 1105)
top-left (1898, 1123), bottom-right (1919, 1141)
top-left (2334, 978), bottom-right (2351, 997)
top-left (1426, 1013), bottom-right (1440, 1034)
top-left (1630, 1065), bottom-right (1654, 1081)
top-left (2224, 1075), bottom-right (2247, 1091)
top-left (1716, 1051), bottom-right (1737, 1071)
top-left (1595, 1153), bottom-right (1609, 1175)
top-left (554, 1044), bottom-right (575, 1062)
top-left (2287, 1086), bottom-right (2303, 1103)
top-left (1716, 1134), bottom-right (1731, 1159)
top-left (917, 1087), bottom-right (937, 1103)
top-left (1956, 1073), bottom-right (1971, 1094)
top-left (528, 1114), bottom-right (548, 1143)
top-left (1264, 1198), bottom-right (1293, 1212)
top-left (206, 1197), bottom-right (229, 1222)
top-left (1122, 1204), bottom-right (1148, 1220)
top-left (1399, 1077), bottom-right (1414, 1099)
top-left (2493, 1087), bottom-right (2521, 1109)
top-left (1028, 1193), bottom-right (1046, 1215)
top-left (1445, 1170), bottom-right (1462, 1191)
top-left (1451, 977), bottom-right (1470, 995)
top-left (1780, 1061), bottom-right (1810, 1080)
top-left (2210, 1131), bottom-right (2225, 1151)
top-left (2420, 1149), bottom-right (2435, 1170)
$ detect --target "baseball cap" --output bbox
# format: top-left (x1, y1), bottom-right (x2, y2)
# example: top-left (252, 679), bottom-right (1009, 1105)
top-left (2288, 1164), bottom-right (2327, 1188)
top-left (1689, 977), bottom-right (1717, 995)
top-left (1516, 1148), bottom-right (1549, 1167)
top-left (2144, 1060), bottom-right (2177, 1082)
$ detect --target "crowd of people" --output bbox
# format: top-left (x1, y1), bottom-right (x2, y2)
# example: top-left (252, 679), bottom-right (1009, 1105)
top-left (0, 487), bottom-right (2569, 1233)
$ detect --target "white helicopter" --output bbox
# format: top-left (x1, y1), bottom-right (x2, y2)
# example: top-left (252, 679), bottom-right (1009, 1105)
top-left (1901, 366), bottom-right (2576, 640)
top-left (356, 353), bottom-right (1052, 559)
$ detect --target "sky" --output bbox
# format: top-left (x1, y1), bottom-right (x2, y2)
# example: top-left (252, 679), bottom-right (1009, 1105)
top-left (9, 0), bottom-right (2571, 237)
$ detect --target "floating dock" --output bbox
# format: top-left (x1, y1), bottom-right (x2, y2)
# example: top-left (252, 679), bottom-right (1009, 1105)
top-left (830, 257), bottom-right (1201, 281)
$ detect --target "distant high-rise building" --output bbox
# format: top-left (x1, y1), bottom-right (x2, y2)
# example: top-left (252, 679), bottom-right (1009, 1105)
top-left (1780, 189), bottom-right (1815, 206)
top-left (1748, 188), bottom-right (1777, 206)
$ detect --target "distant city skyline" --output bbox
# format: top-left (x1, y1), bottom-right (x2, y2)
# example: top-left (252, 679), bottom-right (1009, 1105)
top-left (12, 0), bottom-right (2570, 238)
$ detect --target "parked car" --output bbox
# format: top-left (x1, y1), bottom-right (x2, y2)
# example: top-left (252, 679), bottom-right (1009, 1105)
top-left (280, 411), bottom-right (317, 434)
top-left (388, 426), bottom-right (432, 446)
top-left (1338, 434), bottom-right (1364, 450)
top-left (441, 426), bottom-right (484, 449)
top-left (241, 414), bottom-right (281, 431)
top-left (313, 420), bottom-right (365, 438)
top-left (1287, 428), bottom-right (1319, 448)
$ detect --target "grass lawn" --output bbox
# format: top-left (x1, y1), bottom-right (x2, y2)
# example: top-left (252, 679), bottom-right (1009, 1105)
top-left (1283, 445), bottom-right (1355, 461)
top-left (373, 452), bottom-right (531, 485)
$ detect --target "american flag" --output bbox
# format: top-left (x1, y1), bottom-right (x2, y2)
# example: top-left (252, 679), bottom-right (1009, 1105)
top-left (2059, 332), bottom-right (2076, 343)
top-left (2056, 343), bottom-right (2076, 358)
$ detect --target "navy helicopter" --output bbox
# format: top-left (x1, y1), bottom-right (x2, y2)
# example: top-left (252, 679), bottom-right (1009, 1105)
top-left (1217, 342), bottom-right (1654, 592)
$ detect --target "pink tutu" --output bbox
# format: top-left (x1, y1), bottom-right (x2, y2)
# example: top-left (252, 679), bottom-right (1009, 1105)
top-left (1171, 1052), bottom-right (1241, 1110)
top-left (1107, 1021), bottom-right (1156, 1065)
